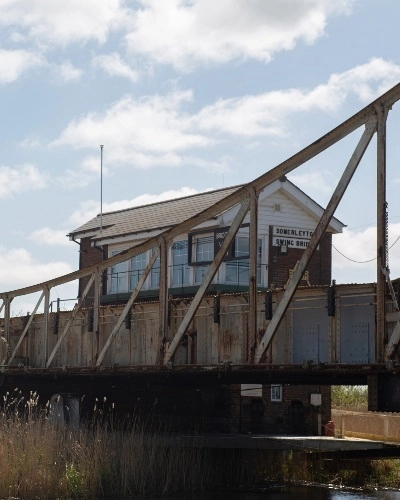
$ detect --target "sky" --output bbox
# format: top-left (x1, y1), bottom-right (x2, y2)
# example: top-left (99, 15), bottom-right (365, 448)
top-left (1, 0), bottom-right (400, 313)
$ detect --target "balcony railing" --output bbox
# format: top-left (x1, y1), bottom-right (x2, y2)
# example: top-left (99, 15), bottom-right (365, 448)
top-left (107, 261), bottom-right (266, 296)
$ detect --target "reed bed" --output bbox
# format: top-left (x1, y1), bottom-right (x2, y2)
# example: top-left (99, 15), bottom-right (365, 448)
top-left (0, 390), bottom-right (267, 498)
top-left (331, 385), bottom-right (368, 412)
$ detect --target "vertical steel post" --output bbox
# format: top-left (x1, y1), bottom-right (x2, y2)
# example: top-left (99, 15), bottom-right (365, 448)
top-left (376, 103), bottom-right (388, 363)
top-left (248, 187), bottom-right (258, 363)
top-left (3, 296), bottom-right (10, 342)
top-left (93, 269), bottom-right (101, 364)
top-left (158, 237), bottom-right (169, 362)
top-left (43, 286), bottom-right (50, 367)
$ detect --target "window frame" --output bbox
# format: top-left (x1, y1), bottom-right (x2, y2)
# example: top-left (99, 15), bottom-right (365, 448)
top-left (172, 239), bottom-right (190, 286)
top-left (271, 384), bottom-right (283, 402)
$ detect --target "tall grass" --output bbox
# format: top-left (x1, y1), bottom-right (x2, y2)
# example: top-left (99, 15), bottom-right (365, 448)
top-left (0, 390), bottom-right (270, 498)
top-left (331, 385), bottom-right (368, 412)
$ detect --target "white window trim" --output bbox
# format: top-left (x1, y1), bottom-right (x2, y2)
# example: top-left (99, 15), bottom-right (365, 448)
top-left (271, 384), bottom-right (283, 402)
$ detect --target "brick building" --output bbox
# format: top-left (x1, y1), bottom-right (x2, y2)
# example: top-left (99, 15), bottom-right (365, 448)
top-left (69, 176), bottom-right (343, 303)
top-left (68, 176), bottom-right (343, 435)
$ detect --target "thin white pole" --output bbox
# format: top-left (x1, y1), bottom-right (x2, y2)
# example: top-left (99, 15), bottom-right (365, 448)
top-left (100, 145), bottom-right (104, 232)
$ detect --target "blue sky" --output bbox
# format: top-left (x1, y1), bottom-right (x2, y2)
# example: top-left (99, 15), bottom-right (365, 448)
top-left (1, 0), bottom-right (400, 312)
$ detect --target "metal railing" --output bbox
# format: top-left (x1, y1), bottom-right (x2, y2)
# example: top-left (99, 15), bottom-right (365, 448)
top-left (106, 261), bottom-right (267, 295)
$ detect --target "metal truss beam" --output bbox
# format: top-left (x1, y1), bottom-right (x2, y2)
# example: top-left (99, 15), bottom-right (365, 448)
top-left (376, 104), bottom-right (389, 362)
top-left (163, 198), bottom-right (250, 364)
top-left (254, 116), bottom-right (378, 363)
top-left (46, 273), bottom-right (95, 368)
top-left (6, 290), bottom-right (45, 366)
top-left (96, 248), bottom-right (160, 367)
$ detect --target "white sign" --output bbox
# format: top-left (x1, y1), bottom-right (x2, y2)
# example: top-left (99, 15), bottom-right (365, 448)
top-left (272, 226), bottom-right (313, 249)
top-left (273, 226), bottom-right (314, 238)
top-left (241, 384), bottom-right (262, 397)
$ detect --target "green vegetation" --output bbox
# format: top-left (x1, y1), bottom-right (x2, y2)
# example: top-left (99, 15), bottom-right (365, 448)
top-left (0, 390), bottom-right (277, 498)
top-left (2, 387), bottom-right (400, 497)
top-left (331, 385), bottom-right (368, 412)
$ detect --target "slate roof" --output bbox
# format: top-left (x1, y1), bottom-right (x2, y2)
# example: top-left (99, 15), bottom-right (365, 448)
top-left (69, 185), bottom-right (243, 241)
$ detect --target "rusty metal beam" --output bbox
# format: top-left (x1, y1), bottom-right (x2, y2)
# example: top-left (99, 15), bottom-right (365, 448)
top-left (92, 269), bottom-right (101, 364)
top-left (163, 198), bottom-right (250, 364)
top-left (46, 273), bottom-right (95, 368)
top-left (254, 116), bottom-right (378, 363)
top-left (96, 248), bottom-right (160, 367)
top-left (5, 84), bottom-right (400, 302)
top-left (43, 286), bottom-right (50, 367)
top-left (248, 187), bottom-right (258, 363)
top-left (93, 270), bottom-right (101, 335)
top-left (3, 296), bottom-right (10, 342)
top-left (6, 290), bottom-right (45, 366)
top-left (376, 104), bottom-right (388, 363)
top-left (158, 237), bottom-right (169, 362)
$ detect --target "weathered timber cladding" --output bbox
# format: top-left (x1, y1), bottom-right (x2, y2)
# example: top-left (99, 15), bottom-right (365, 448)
top-left (3, 284), bottom-right (376, 369)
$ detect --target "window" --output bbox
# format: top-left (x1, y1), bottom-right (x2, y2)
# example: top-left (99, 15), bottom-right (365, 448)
top-left (110, 251), bottom-right (128, 293)
top-left (225, 236), bottom-right (263, 285)
top-left (150, 248), bottom-right (160, 289)
top-left (194, 235), bottom-right (214, 283)
top-left (172, 240), bottom-right (189, 286)
top-left (271, 384), bottom-right (282, 402)
top-left (130, 252), bottom-right (147, 290)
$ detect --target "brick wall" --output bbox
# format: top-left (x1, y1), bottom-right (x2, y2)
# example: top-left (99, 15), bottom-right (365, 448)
top-left (78, 237), bottom-right (107, 306)
top-left (230, 384), bottom-right (331, 435)
top-left (268, 231), bottom-right (332, 288)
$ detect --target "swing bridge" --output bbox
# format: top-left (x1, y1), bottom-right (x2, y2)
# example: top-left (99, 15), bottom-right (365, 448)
top-left (1, 83), bottom-right (400, 412)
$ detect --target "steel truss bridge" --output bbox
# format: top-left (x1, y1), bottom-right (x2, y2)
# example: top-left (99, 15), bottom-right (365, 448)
top-left (2, 84), bottom-right (400, 411)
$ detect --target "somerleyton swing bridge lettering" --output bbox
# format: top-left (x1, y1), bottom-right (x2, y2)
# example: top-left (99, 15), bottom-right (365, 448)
top-left (272, 226), bottom-right (313, 248)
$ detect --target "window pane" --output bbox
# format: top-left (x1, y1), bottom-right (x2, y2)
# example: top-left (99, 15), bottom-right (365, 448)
top-left (235, 236), bottom-right (249, 257)
top-left (110, 252), bottom-right (127, 293)
top-left (194, 236), bottom-right (213, 284)
top-left (196, 236), bottom-right (213, 262)
top-left (172, 240), bottom-right (189, 286)
top-left (150, 249), bottom-right (160, 289)
top-left (226, 259), bottom-right (249, 284)
top-left (130, 252), bottom-right (148, 290)
top-left (195, 264), bottom-right (209, 283)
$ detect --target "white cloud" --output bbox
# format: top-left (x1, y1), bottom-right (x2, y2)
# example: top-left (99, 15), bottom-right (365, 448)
top-left (29, 228), bottom-right (71, 246)
top-left (194, 58), bottom-right (400, 137)
top-left (68, 187), bottom-right (202, 227)
top-left (52, 90), bottom-right (213, 170)
top-left (126, 0), bottom-right (353, 70)
top-left (0, 246), bottom-right (73, 289)
top-left (0, 0), bottom-right (128, 47)
top-left (288, 171), bottom-right (336, 196)
top-left (0, 49), bottom-right (44, 83)
top-left (9, 282), bottom-right (78, 315)
top-left (332, 223), bottom-right (400, 283)
top-left (51, 57), bottom-right (400, 175)
top-left (57, 61), bottom-right (83, 82)
top-left (92, 53), bottom-right (138, 82)
top-left (19, 136), bottom-right (42, 149)
top-left (0, 164), bottom-right (47, 198)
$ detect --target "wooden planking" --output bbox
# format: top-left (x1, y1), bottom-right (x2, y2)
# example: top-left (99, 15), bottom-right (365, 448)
top-left (258, 191), bottom-right (319, 235)
top-left (1, 284), bottom-right (381, 369)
